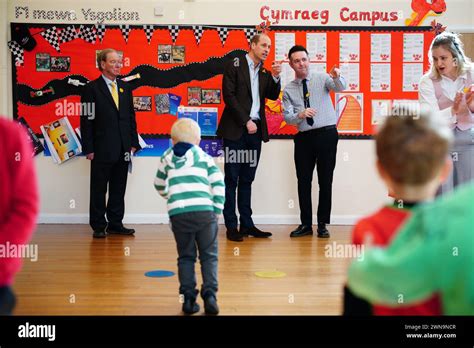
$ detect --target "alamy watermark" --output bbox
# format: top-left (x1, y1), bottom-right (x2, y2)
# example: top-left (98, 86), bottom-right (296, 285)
top-left (55, 99), bottom-right (95, 120)
top-left (217, 148), bottom-right (259, 167)
top-left (0, 242), bottom-right (38, 262)
top-left (378, 100), bottom-right (429, 120)
top-left (324, 242), bottom-right (364, 261)
top-left (18, 322), bottom-right (55, 341)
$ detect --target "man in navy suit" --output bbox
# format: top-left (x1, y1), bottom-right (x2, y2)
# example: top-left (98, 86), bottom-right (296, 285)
top-left (217, 34), bottom-right (281, 242)
top-left (80, 49), bottom-right (140, 238)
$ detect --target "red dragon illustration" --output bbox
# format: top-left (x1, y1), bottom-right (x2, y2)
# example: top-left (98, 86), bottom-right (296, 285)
top-left (406, 0), bottom-right (447, 26)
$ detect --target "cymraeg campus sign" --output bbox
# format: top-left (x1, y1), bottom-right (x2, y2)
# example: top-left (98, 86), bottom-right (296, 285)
top-left (14, 0), bottom-right (448, 26)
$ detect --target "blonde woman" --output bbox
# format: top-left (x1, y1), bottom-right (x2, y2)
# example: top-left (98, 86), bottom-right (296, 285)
top-left (419, 32), bottom-right (474, 192)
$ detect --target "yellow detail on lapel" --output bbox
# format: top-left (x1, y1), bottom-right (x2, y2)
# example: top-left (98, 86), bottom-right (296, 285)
top-left (119, 88), bottom-right (124, 93)
top-left (261, 68), bottom-right (266, 74)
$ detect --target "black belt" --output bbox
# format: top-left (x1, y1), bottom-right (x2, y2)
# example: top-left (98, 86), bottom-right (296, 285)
top-left (300, 125), bottom-right (336, 134)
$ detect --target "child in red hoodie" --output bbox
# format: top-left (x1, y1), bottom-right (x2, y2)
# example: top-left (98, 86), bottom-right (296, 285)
top-left (0, 117), bottom-right (39, 314)
top-left (347, 113), bottom-right (452, 315)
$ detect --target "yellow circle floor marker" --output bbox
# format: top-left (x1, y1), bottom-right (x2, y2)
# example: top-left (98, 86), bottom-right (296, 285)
top-left (255, 270), bottom-right (287, 278)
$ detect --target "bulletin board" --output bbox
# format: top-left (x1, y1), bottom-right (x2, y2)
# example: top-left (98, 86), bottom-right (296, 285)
top-left (10, 23), bottom-right (435, 140)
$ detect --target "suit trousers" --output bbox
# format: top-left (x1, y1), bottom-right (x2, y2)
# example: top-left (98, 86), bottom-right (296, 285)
top-left (223, 126), bottom-right (262, 229)
top-left (294, 126), bottom-right (338, 226)
top-left (89, 158), bottom-right (129, 231)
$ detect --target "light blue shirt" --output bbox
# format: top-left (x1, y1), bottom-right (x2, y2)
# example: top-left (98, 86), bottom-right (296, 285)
top-left (245, 54), bottom-right (261, 121)
top-left (283, 73), bottom-right (346, 132)
top-left (102, 75), bottom-right (117, 95)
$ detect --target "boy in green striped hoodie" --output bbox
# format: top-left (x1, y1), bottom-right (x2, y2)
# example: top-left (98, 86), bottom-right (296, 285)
top-left (155, 118), bottom-right (225, 315)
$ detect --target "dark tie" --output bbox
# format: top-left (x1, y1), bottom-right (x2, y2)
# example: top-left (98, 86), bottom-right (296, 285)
top-left (302, 78), bottom-right (313, 126)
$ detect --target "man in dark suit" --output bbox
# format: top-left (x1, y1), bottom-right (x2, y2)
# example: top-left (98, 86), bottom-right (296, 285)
top-left (80, 49), bottom-right (140, 238)
top-left (217, 34), bottom-right (281, 242)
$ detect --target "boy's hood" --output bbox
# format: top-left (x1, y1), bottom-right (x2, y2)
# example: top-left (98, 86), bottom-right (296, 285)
top-left (162, 143), bottom-right (197, 170)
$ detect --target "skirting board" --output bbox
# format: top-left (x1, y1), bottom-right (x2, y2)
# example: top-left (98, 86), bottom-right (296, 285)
top-left (38, 214), bottom-right (360, 225)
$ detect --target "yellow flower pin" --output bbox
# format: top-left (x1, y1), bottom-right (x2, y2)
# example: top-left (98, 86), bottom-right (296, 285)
top-left (119, 88), bottom-right (124, 93)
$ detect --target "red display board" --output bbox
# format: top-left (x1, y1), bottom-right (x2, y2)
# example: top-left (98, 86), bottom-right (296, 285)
top-left (11, 24), bottom-right (434, 138)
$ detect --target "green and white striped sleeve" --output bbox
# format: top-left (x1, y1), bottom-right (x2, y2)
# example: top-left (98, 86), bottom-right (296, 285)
top-left (207, 157), bottom-right (225, 214)
top-left (154, 154), bottom-right (169, 199)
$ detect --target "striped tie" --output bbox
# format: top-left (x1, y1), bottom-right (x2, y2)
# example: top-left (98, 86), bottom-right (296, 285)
top-left (111, 81), bottom-right (119, 109)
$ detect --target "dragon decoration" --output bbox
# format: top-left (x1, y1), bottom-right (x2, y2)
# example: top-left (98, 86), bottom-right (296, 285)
top-left (406, 0), bottom-right (447, 26)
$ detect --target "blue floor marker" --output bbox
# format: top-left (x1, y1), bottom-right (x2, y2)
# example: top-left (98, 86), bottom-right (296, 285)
top-left (145, 270), bottom-right (175, 278)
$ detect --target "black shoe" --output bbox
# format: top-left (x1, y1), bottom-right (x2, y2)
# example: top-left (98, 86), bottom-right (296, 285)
top-left (182, 298), bottom-right (200, 314)
top-left (93, 230), bottom-right (106, 238)
top-left (317, 223), bottom-right (330, 238)
top-left (226, 228), bottom-right (244, 242)
top-left (106, 225), bottom-right (135, 235)
top-left (204, 295), bottom-right (219, 315)
top-left (290, 225), bottom-right (313, 237)
top-left (240, 226), bottom-right (272, 238)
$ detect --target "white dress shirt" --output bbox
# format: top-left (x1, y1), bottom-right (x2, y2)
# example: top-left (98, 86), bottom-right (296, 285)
top-left (419, 67), bottom-right (474, 126)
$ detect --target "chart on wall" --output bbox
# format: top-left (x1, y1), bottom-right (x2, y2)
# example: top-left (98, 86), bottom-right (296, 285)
top-left (10, 23), bottom-right (435, 140)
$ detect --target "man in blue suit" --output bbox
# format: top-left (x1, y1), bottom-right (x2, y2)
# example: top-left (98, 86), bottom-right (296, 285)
top-left (217, 34), bottom-right (281, 242)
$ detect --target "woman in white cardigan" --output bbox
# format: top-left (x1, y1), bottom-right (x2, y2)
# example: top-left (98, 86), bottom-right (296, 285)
top-left (419, 32), bottom-right (474, 192)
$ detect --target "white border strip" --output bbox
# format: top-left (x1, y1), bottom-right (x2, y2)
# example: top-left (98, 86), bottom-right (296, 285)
top-left (38, 214), bottom-right (360, 225)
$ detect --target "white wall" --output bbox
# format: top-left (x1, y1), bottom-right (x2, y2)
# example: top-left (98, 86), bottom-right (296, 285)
top-left (36, 139), bottom-right (386, 225)
top-left (3, 0), bottom-right (472, 225)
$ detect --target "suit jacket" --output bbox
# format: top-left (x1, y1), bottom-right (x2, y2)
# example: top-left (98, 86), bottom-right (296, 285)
top-left (80, 76), bottom-right (140, 162)
top-left (217, 55), bottom-right (281, 143)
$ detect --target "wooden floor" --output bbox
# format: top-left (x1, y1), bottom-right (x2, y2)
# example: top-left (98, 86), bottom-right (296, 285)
top-left (13, 224), bottom-right (353, 315)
